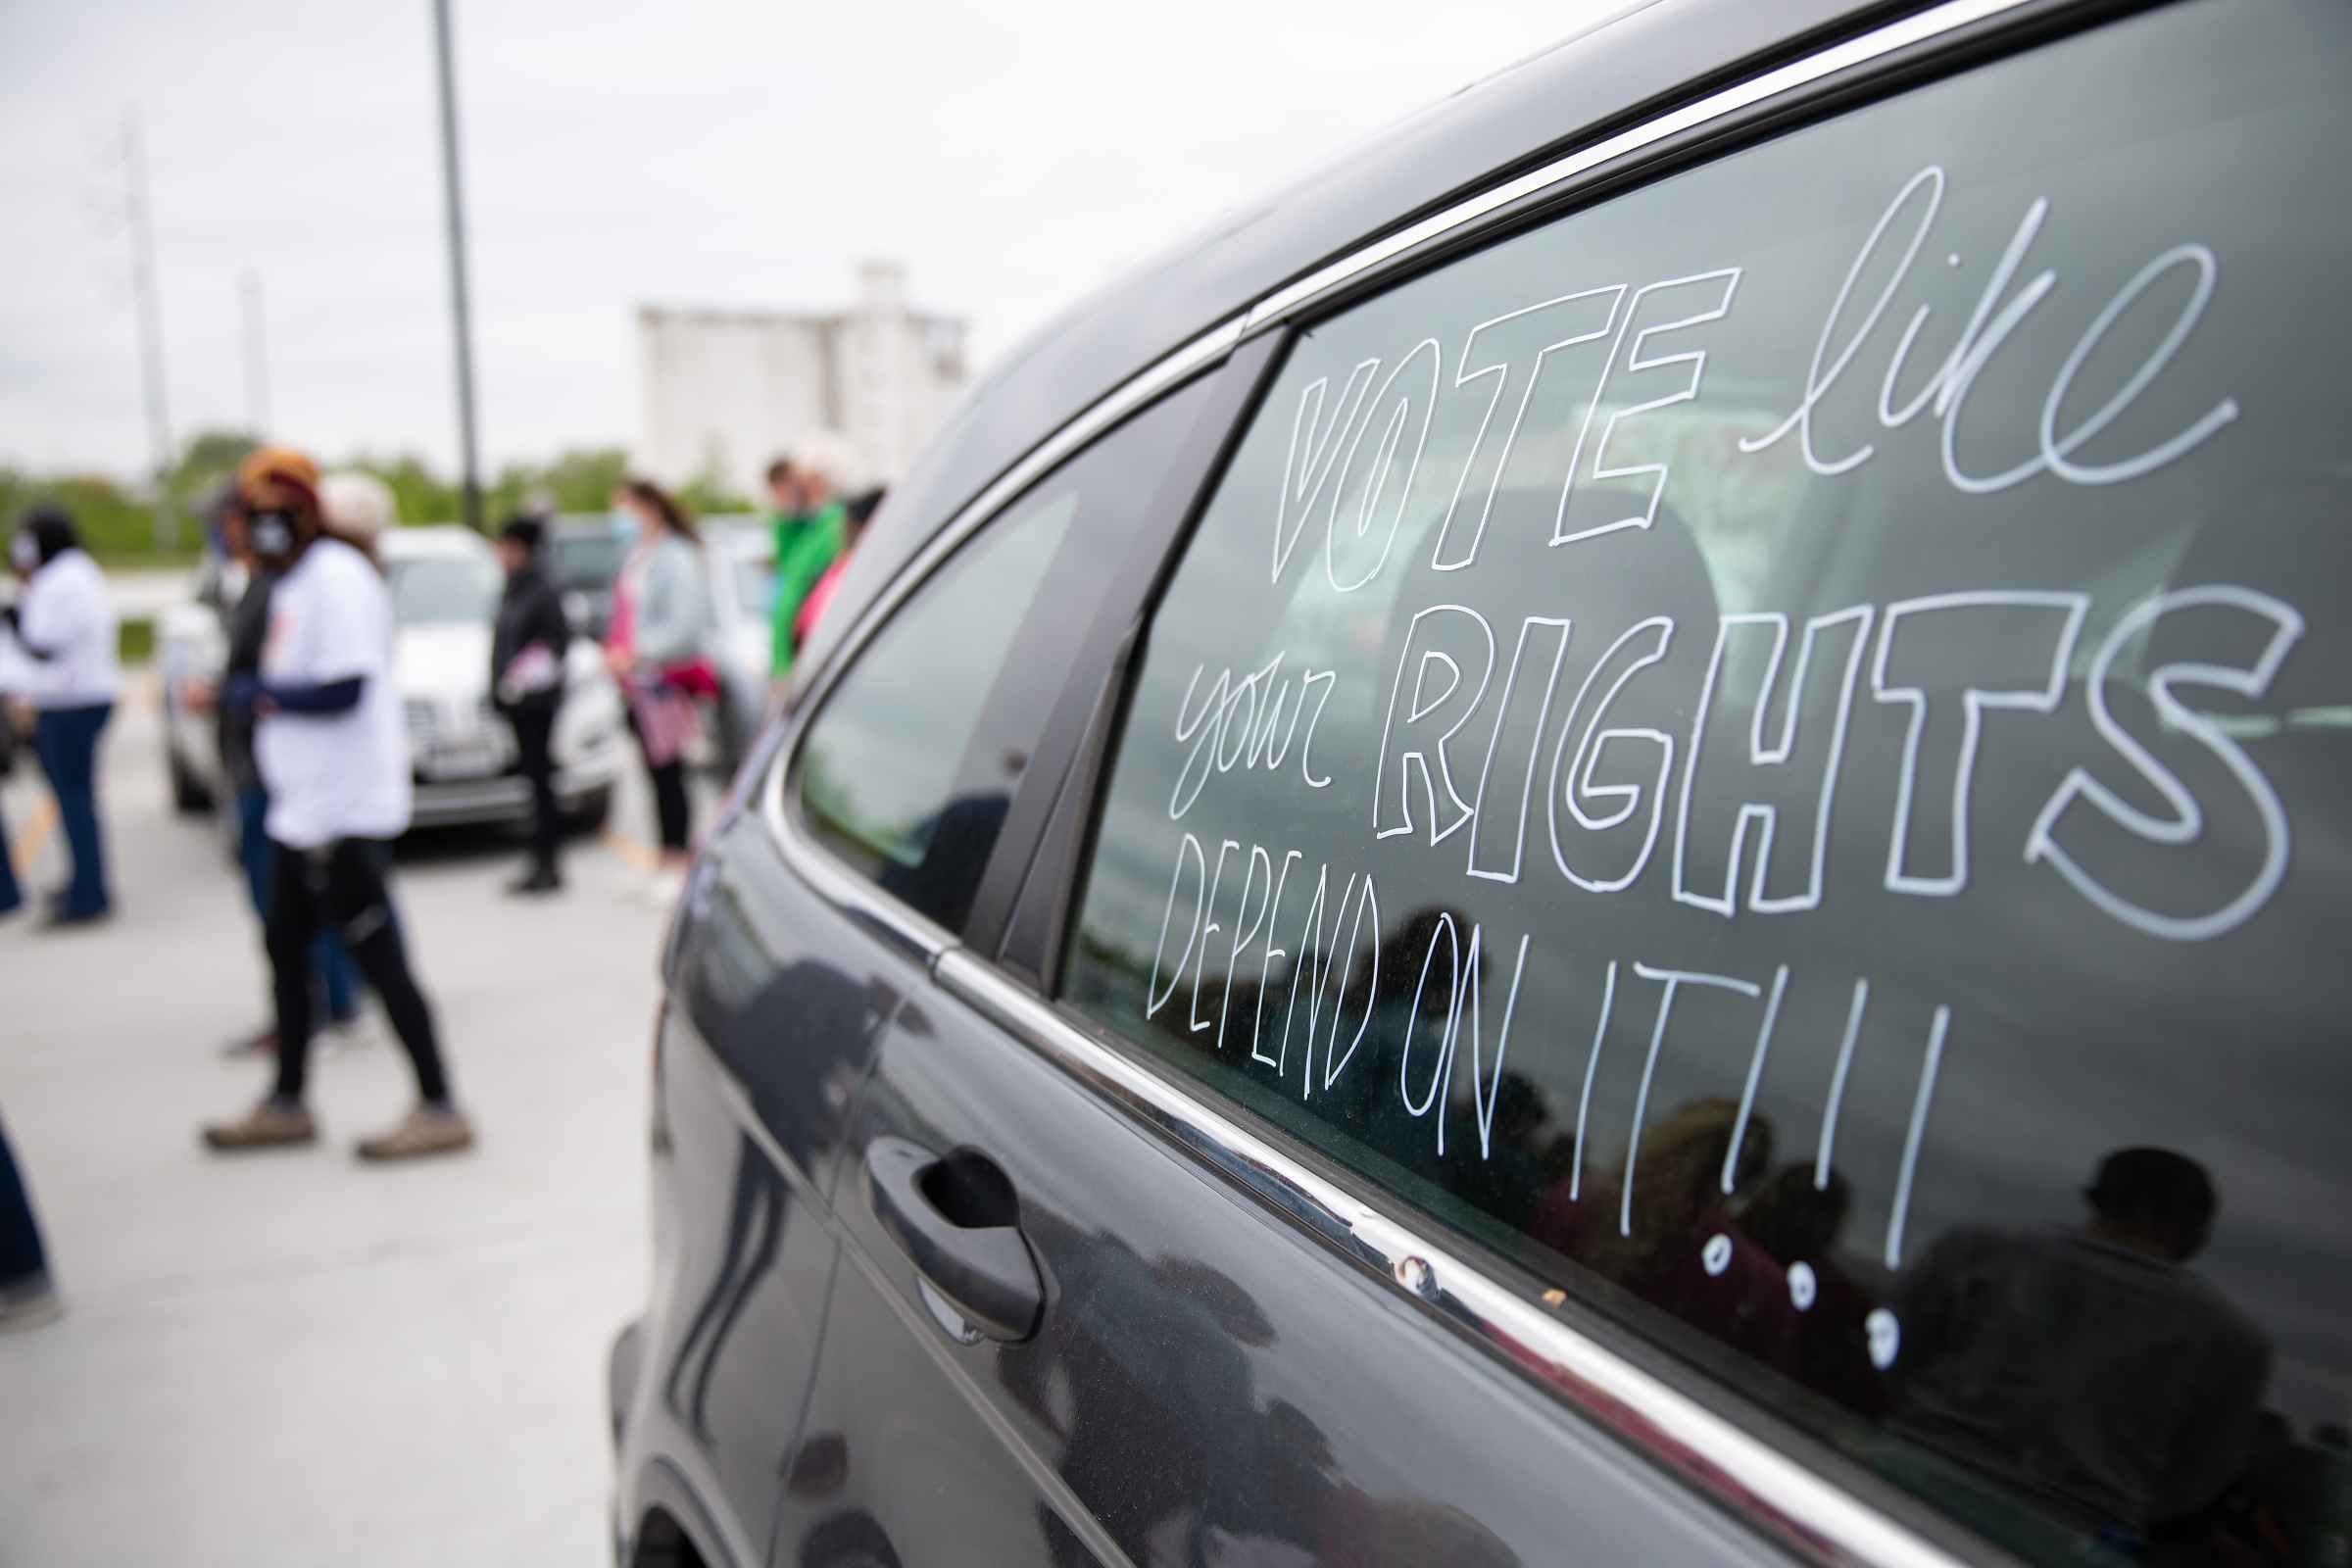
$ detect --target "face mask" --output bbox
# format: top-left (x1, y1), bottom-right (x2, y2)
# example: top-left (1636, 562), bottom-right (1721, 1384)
top-left (613, 510), bottom-right (641, 546)
top-left (250, 510), bottom-right (298, 562)
top-left (9, 533), bottom-right (35, 572)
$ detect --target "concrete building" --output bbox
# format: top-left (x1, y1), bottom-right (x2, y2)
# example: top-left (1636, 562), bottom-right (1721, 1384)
top-left (637, 261), bottom-right (968, 498)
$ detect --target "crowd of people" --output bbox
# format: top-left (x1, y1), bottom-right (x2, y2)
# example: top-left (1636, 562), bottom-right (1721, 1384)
top-left (0, 440), bottom-right (883, 1331)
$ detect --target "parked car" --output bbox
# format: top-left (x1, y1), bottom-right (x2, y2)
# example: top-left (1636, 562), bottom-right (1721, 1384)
top-left (610, 4), bottom-right (2352, 1568)
top-left (546, 514), bottom-right (633, 641)
top-left (163, 527), bottom-right (626, 836)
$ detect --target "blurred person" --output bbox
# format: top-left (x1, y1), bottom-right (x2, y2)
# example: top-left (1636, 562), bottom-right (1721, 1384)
top-left (607, 477), bottom-right (712, 898)
top-left (185, 477), bottom-right (368, 1053)
top-left (0, 632), bottom-right (24, 921)
top-left (201, 453), bottom-right (473, 1160)
top-left (2, 505), bottom-right (119, 927)
top-left (0, 1109), bottom-right (59, 1331)
top-left (766, 446), bottom-right (848, 687)
top-left (793, 485), bottom-right (883, 649)
top-left (491, 514), bottom-right (571, 896)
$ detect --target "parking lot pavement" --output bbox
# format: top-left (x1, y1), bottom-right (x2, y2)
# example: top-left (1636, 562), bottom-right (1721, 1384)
top-left (0, 689), bottom-right (695, 1564)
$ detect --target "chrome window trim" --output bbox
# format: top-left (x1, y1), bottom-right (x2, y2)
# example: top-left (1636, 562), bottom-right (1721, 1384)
top-left (1243, 0), bottom-right (2039, 333)
top-left (936, 950), bottom-right (1972, 1568)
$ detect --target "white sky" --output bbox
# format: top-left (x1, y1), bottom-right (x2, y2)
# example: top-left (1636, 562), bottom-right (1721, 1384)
top-left (0, 0), bottom-right (1612, 481)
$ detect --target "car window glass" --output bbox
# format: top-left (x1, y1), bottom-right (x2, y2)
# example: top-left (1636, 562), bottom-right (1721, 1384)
top-left (801, 490), bottom-right (1075, 878)
top-left (1063, 5), bottom-right (2352, 1562)
top-left (796, 374), bottom-right (1216, 933)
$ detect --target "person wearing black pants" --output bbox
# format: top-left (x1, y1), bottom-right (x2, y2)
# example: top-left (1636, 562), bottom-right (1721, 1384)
top-left (265, 838), bottom-right (449, 1110)
top-left (491, 514), bottom-right (571, 895)
top-left (201, 454), bottom-right (472, 1161)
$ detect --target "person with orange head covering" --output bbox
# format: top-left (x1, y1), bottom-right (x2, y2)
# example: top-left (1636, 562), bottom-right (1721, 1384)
top-left (201, 448), bottom-right (474, 1161)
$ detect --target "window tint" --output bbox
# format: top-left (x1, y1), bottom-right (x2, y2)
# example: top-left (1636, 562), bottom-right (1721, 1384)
top-left (1063, 5), bottom-right (2352, 1562)
top-left (797, 376), bottom-right (1214, 932)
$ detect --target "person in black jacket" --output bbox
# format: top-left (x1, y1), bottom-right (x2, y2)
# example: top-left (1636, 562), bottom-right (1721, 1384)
top-left (492, 514), bottom-right (572, 895)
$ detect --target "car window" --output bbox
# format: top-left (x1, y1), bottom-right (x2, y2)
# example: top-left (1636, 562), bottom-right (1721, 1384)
top-left (547, 532), bottom-right (628, 593)
top-left (1062, 5), bottom-right (2352, 1562)
top-left (387, 554), bottom-right (502, 626)
top-left (796, 376), bottom-right (1215, 933)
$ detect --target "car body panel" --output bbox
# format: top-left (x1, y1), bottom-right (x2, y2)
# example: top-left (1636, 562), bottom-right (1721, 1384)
top-left (612, 807), bottom-right (916, 1568)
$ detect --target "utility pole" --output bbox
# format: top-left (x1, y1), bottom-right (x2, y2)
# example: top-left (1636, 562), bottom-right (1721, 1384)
top-left (121, 109), bottom-right (178, 553)
top-left (430, 0), bottom-right (484, 532)
top-left (239, 270), bottom-right (270, 436)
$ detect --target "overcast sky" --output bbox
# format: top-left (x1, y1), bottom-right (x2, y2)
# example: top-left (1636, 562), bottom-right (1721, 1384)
top-left (0, 0), bottom-right (1615, 482)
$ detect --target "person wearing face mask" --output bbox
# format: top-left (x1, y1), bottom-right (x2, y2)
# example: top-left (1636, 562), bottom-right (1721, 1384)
top-left (2, 505), bottom-right (120, 928)
top-left (183, 478), bottom-right (368, 1052)
top-left (201, 450), bottom-right (473, 1160)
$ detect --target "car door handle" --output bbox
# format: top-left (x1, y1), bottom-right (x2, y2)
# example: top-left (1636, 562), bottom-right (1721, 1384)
top-left (863, 1137), bottom-right (1043, 1343)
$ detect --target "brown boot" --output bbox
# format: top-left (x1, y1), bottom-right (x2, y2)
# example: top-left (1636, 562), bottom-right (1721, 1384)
top-left (355, 1104), bottom-right (474, 1162)
top-left (201, 1100), bottom-right (318, 1152)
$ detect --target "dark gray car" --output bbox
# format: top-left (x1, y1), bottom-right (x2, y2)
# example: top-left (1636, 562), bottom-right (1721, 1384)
top-left (609, 2), bottom-right (2352, 1564)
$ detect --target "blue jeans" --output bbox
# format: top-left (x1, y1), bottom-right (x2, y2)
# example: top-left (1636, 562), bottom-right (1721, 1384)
top-left (237, 787), bottom-right (363, 1022)
top-left (33, 704), bottom-right (111, 916)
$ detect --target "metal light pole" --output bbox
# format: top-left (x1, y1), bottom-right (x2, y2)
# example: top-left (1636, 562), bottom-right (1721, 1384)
top-left (121, 109), bottom-right (178, 553)
top-left (430, 0), bottom-right (484, 531)
top-left (239, 270), bottom-right (270, 436)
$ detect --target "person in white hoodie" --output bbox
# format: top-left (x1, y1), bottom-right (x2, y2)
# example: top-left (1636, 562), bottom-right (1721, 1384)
top-left (2, 506), bottom-right (120, 927)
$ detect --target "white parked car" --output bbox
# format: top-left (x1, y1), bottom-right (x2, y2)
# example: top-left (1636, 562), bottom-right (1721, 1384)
top-left (161, 526), bottom-right (626, 836)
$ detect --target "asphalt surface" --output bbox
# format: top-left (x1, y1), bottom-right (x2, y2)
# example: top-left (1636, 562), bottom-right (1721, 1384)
top-left (0, 682), bottom-right (696, 1564)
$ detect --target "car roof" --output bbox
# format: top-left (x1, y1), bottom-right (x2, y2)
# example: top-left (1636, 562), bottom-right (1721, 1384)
top-left (813, 0), bottom-right (1860, 674)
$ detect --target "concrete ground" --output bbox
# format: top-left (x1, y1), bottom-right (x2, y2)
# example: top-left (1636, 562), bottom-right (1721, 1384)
top-left (0, 684), bottom-right (700, 1564)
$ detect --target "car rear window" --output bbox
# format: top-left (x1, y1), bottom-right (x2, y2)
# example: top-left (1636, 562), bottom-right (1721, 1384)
top-left (1061, 3), bottom-right (2352, 1560)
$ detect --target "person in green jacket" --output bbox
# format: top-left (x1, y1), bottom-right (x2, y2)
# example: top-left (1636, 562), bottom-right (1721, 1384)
top-left (765, 455), bottom-right (846, 685)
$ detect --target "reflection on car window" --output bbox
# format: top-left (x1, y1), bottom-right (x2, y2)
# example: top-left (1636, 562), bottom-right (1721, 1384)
top-left (387, 555), bottom-right (503, 626)
top-left (797, 375), bottom-right (1214, 932)
top-left (1063, 5), bottom-right (2352, 1562)
top-left (801, 489), bottom-right (1076, 878)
